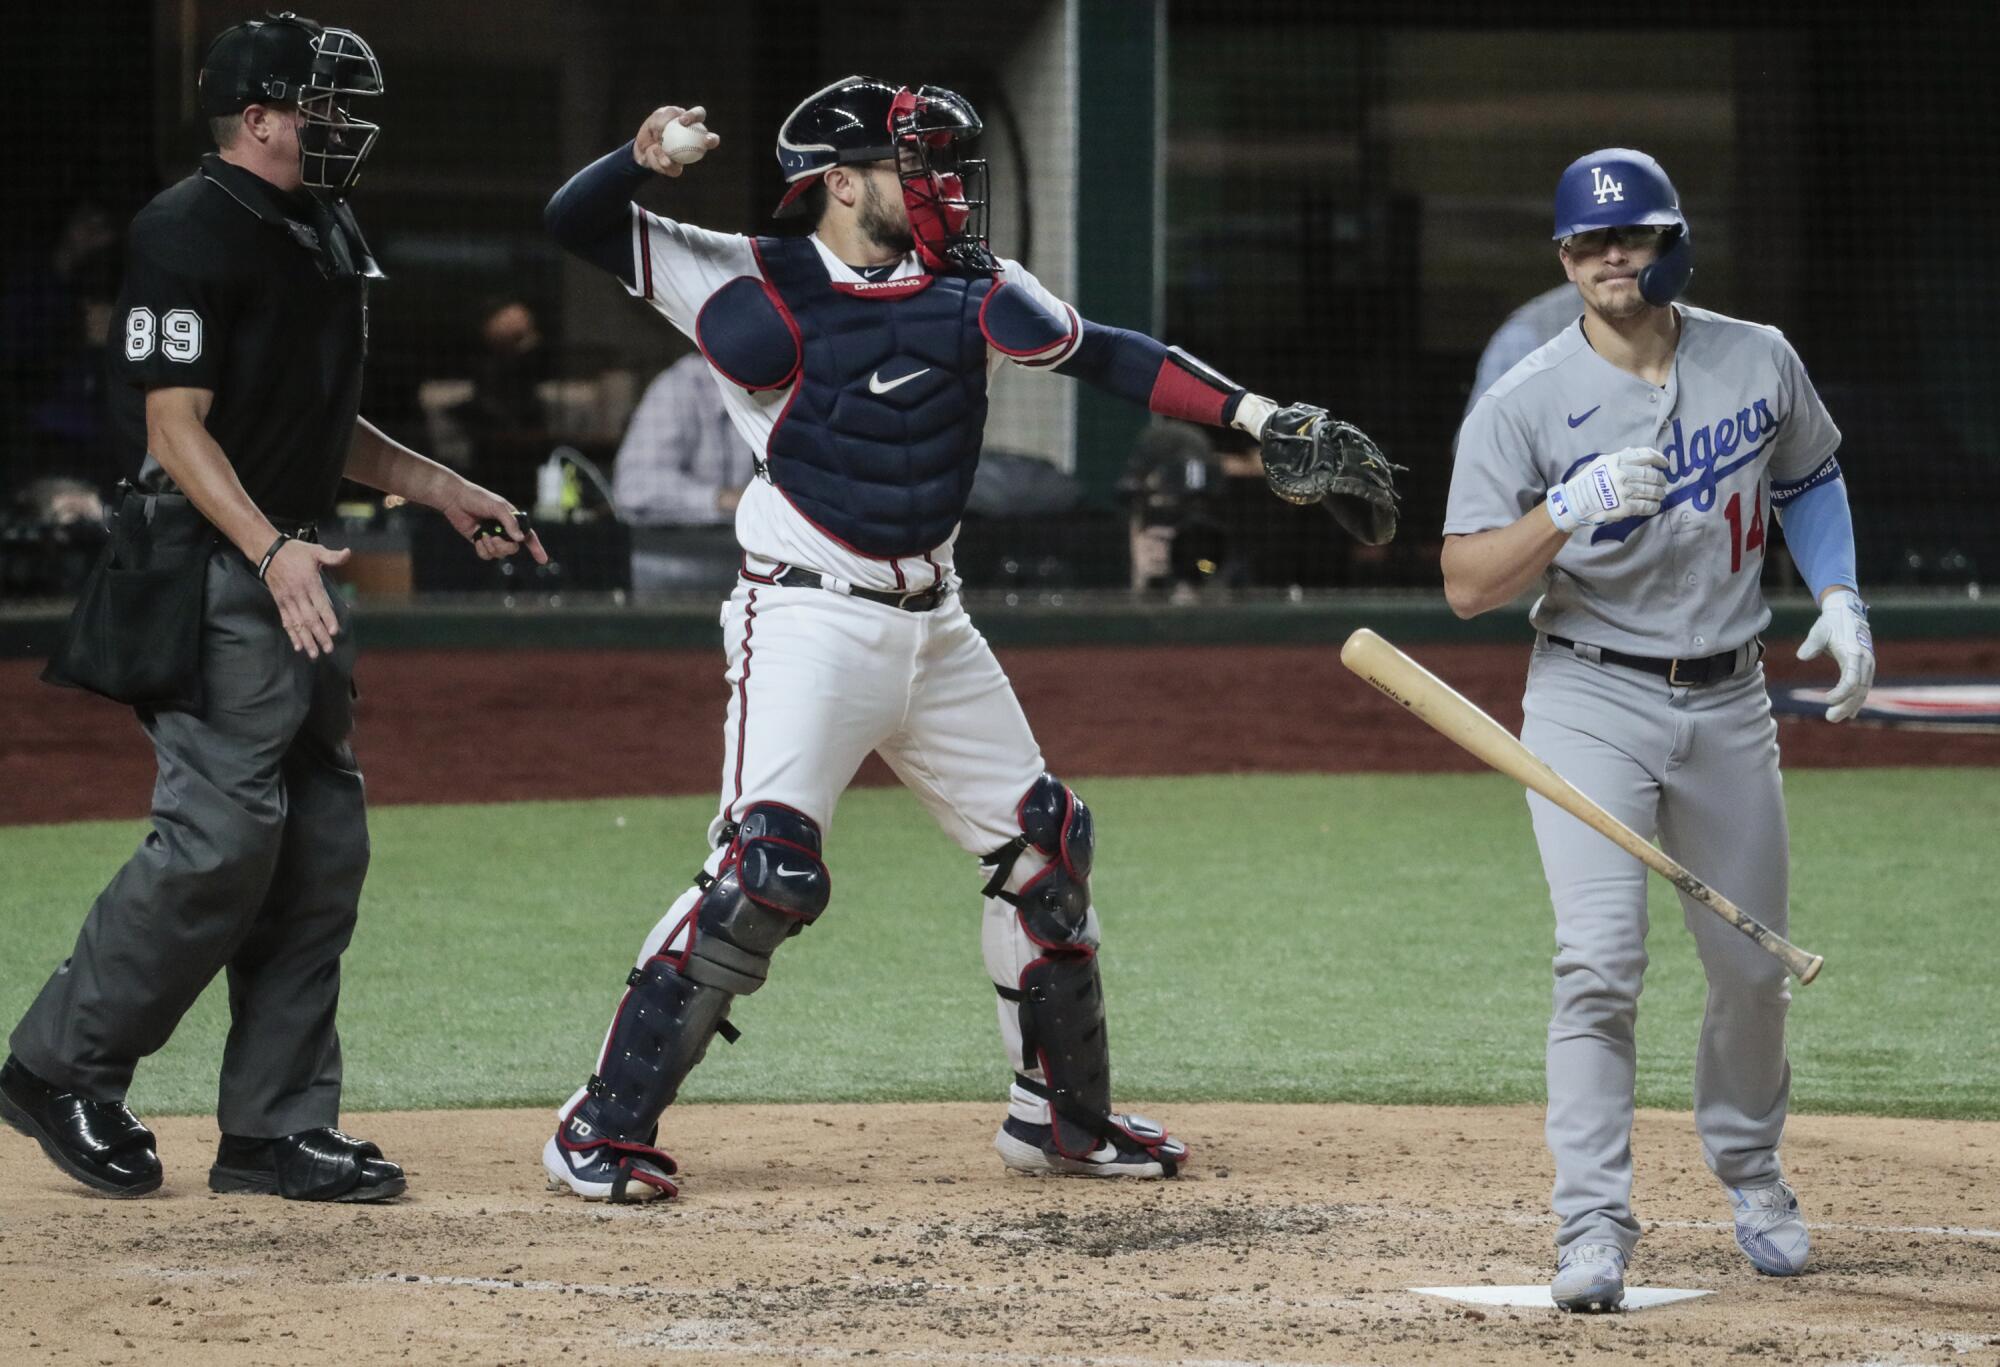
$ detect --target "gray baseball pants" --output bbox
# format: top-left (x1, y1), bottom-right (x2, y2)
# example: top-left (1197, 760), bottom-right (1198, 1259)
top-left (1520, 637), bottom-right (1792, 1257)
top-left (11, 536), bottom-right (370, 1138)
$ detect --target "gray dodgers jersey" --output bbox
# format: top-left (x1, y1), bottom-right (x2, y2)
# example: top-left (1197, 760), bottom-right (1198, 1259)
top-left (1445, 304), bottom-right (1842, 658)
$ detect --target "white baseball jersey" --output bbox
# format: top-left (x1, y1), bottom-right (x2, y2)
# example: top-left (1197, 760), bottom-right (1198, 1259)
top-left (1446, 304), bottom-right (1842, 657)
top-left (621, 208), bottom-right (1080, 592)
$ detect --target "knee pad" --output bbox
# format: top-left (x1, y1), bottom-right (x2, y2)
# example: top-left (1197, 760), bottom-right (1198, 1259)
top-left (1020, 772), bottom-right (1093, 880)
top-left (569, 804), bottom-right (829, 1145)
top-left (983, 774), bottom-right (1095, 948)
top-left (683, 803), bottom-right (831, 995)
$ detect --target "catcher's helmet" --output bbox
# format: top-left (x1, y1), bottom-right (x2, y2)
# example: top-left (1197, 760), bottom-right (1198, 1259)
top-left (199, 12), bottom-right (384, 196)
top-left (773, 76), bottom-right (902, 214)
top-left (773, 75), bottom-right (995, 275)
top-left (1553, 148), bottom-right (1692, 307)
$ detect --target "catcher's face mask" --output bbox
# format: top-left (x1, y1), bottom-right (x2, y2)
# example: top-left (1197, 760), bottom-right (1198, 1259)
top-left (888, 86), bottom-right (995, 275)
top-left (297, 24), bottom-right (384, 195)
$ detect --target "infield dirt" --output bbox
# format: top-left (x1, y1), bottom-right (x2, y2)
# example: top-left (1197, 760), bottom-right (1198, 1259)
top-left (3, 1103), bottom-right (1995, 1366)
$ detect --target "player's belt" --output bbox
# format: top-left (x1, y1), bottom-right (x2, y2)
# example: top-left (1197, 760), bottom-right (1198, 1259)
top-left (1544, 634), bottom-right (1763, 688)
top-left (759, 565), bottom-right (951, 613)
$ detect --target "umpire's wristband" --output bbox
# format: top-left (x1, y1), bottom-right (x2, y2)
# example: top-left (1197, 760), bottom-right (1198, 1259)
top-left (256, 532), bottom-right (292, 581)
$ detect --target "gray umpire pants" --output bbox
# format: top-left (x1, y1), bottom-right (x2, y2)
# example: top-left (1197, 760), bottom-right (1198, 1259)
top-left (1520, 638), bottom-right (1792, 1257)
top-left (10, 535), bottom-right (369, 1139)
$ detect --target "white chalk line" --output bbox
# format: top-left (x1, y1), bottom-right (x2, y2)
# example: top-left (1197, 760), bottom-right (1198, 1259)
top-left (927, 1201), bottom-right (2000, 1244)
top-left (117, 1270), bottom-right (1374, 1367)
top-left (380, 1271), bottom-right (2000, 1367)
top-left (132, 1196), bottom-right (1998, 1312)
top-left (361, 1271), bottom-right (1374, 1313)
top-left (132, 1266), bottom-right (1998, 1365)
top-left (364, 1278), bottom-right (1377, 1367)
top-left (623, 1326), bottom-right (1367, 1367)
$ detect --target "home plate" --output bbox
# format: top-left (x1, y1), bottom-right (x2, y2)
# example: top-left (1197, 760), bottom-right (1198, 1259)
top-left (1412, 1285), bottom-right (1711, 1310)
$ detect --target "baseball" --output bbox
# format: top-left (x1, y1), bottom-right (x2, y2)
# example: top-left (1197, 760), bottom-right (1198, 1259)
top-left (659, 118), bottom-right (710, 165)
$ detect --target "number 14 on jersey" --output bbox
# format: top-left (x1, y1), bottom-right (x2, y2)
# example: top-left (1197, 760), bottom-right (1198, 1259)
top-left (1724, 488), bottom-right (1765, 574)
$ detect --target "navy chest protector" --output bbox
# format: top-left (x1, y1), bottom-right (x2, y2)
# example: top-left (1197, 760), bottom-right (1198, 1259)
top-left (694, 236), bottom-right (1013, 558)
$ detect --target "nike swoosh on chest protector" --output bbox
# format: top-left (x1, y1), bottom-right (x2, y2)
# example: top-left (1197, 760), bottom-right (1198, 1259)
top-left (868, 367), bottom-right (930, 395)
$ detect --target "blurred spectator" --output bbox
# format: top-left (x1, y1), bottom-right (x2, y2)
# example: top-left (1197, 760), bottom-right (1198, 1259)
top-left (452, 295), bottom-right (554, 461)
top-left (612, 352), bottom-right (755, 526)
top-left (0, 199), bottom-right (117, 369)
top-left (1123, 421), bottom-right (1358, 592)
top-left (1, 476), bottom-right (108, 599)
top-left (19, 476), bottom-right (104, 526)
top-left (1, 198), bottom-right (125, 496)
top-left (1122, 421), bottom-right (1216, 591)
top-left (1463, 282), bottom-right (1582, 418)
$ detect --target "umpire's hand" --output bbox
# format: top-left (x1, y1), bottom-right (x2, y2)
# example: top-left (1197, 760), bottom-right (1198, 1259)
top-left (441, 481), bottom-right (550, 565)
top-left (263, 539), bottom-right (353, 660)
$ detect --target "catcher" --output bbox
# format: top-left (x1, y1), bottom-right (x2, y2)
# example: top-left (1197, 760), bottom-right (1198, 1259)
top-left (539, 79), bottom-right (1399, 1200)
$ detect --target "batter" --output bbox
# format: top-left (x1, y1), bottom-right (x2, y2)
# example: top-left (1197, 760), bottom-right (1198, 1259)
top-left (1443, 149), bottom-right (1873, 1309)
top-left (538, 78), bottom-right (1388, 1201)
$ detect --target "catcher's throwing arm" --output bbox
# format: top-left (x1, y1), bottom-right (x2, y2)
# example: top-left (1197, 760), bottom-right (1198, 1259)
top-left (1339, 628), bottom-right (1823, 984)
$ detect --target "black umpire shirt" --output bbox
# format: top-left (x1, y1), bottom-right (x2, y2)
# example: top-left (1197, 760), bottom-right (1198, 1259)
top-left (108, 153), bottom-right (382, 526)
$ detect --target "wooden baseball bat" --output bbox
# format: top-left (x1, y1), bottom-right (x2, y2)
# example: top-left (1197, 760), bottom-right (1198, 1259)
top-left (1339, 628), bottom-right (1822, 984)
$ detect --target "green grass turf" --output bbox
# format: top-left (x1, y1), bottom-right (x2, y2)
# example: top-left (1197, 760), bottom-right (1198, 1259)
top-left (1, 770), bottom-right (1993, 1120)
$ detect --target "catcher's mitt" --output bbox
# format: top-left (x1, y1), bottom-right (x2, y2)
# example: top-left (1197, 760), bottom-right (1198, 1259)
top-left (1259, 403), bottom-right (1404, 546)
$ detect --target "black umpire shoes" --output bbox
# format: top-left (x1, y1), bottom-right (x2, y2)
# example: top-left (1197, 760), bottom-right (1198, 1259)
top-left (208, 1126), bottom-right (407, 1202)
top-left (0, 1055), bottom-right (164, 1197)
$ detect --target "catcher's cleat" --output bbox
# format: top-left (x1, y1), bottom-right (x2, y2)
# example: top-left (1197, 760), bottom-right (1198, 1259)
top-left (994, 1114), bottom-right (1186, 1179)
top-left (542, 1129), bottom-right (678, 1203)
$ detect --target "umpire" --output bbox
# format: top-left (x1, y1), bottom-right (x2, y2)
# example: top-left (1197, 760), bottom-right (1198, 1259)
top-left (0, 13), bottom-right (543, 1201)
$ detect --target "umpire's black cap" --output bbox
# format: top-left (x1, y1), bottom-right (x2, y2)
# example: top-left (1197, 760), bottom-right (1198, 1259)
top-left (198, 13), bottom-right (320, 117)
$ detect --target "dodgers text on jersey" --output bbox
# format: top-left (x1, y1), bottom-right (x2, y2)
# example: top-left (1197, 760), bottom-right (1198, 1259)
top-left (1563, 396), bottom-right (1782, 543)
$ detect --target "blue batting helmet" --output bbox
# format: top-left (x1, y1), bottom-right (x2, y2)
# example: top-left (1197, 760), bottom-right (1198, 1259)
top-left (1553, 148), bottom-right (1692, 307)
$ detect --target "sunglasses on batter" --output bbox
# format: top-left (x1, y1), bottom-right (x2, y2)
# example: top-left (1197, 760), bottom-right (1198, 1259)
top-left (1561, 224), bottom-right (1673, 256)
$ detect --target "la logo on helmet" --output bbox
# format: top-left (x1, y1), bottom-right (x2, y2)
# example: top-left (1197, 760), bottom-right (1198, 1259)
top-left (1591, 167), bottom-right (1625, 204)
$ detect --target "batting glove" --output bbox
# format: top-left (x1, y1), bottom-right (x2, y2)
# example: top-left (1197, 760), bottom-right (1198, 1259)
top-left (1797, 587), bottom-right (1875, 723)
top-left (1547, 447), bottom-right (1669, 534)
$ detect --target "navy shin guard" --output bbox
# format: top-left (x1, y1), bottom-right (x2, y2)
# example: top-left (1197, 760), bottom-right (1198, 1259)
top-left (984, 775), bottom-right (1156, 1162)
top-left (560, 804), bottom-right (829, 1175)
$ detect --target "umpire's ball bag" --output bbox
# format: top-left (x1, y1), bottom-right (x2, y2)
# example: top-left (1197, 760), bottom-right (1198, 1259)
top-left (42, 486), bottom-right (214, 713)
